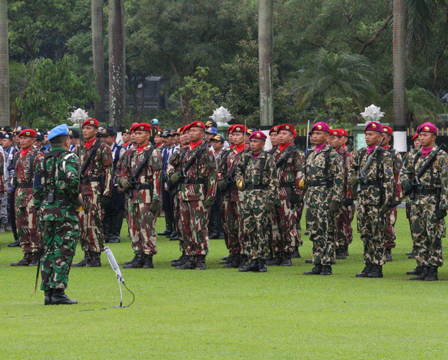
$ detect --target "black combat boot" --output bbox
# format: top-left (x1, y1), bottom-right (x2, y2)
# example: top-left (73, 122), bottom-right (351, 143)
top-left (171, 253), bottom-right (186, 267)
top-left (51, 289), bottom-right (77, 305)
top-left (239, 255), bottom-right (249, 270)
top-left (195, 255), bottom-right (206, 270)
top-left (291, 246), bottom-right (301, 259)
top-left (73, 252), bottom-right (90, 267)
top-left (367, 264), bottom-right (383, 278)
top-left (219, 255), bottom-right (233, 265)
top-left (7, 239), bottom-right (20, 247)
top-left (103, 216), bottom-right (112, 243)
top-left (385, 249), bottom-right (393, 262)
top-left (258, 259), bottom-right (267, 272)
top-left (29, 252), bottom-right (40, 266)
top-left (224, 254), bottom-right (240, 268)
top-left (305, 259), bottom-right (313, 264)
top-left (157, 229), bottom-right (172, 236)
top-left (408, 252), bottom-right (416, 259)
top-left (11, 253), bottom-right (31, 266)
top-left (109, 212), bottom-right (124, 243)
top-left (406, 251), bottom-right (414, 256)
top-left (280, 253), bottom-right (292, 266)
top-left (44, 290), bottom-right (53, 305)
top-left (344, 246), bottom-right (349, 256)
top-left (143, 254), bottom-right (154, 269)
top-left (336, 248), bottom-right (346, 260)
top-left (267, 252), bottom-right (282, 266)
top-left (239, 259), bottom-right (259, 272)
top-left (406, 266), bottom-right (422, 276)
top-left (176, 256), bottom-right (196, 270)
top-left (86, 252), bottom-right (101, 267)
top-left (221, 255), bottom-right (229, 262)
top-left (123, 254), bottom-right (144, 268)
top-left (425, 266), bottom-right (438, 281)
top-left (320, 265), bottom-right (332, 275)
top-left (410, 265), bottom-right (429, 280)
top-left (304, 264), bottom-right (322, 275)
top-left (356, 264), bottom-right (373, 278)
top-left (169, 231), bottom-right (179, 241)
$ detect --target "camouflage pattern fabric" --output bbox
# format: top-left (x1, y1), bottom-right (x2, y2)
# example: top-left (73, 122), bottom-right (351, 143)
top-left (235, 149), bottom-right (279, 260)
top-left (128, 203), bottom-right (158, 255)
top-left (400, 146), bottom-right (448, 267)
top-left (304, 145), bottom-right (344, 265)
top-left (293, 202), bottom-right (304, 247)
top-left (0, 151), bottom-right (4, 193)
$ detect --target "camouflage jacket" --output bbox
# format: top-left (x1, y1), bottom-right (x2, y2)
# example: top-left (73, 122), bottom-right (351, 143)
top-left (400, 146), bottom-right (448, 209)
top-left (118, 143), bottom-right (162, 204)
top-left (349, 146), bottom-right (394, 206)
top-left (34, 147), bottom-right (80, 222)
top-left (273, 144), bottom-right (304, 200)
top-left (235, 149), bottom-right (279, 204)
top-left (76, 138), bottom-right (113, 197)
top-left (217, 145), bottom-right (248, 201)
top-left (304, 144), bottom-right (344, 205)
top-left (384, 146), bottom-right (403, 205)
top-left (13, 147), bottom-right (44, 207)
top-left (166, 141), bottom-right (217, 202)
top-left (335, 146), bottom-right (355, 200)
top-left (0, 151), bottom-right (4, 193)
top-left (166, 145), bottom-right (189, 199)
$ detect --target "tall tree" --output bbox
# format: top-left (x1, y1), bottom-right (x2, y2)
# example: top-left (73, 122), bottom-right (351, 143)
top-left (108, 0), bottom-right (125, 127)
top-left (0, 0), bottom-right (9, 126)
top-left (91, 0), bottom-right (105, 122)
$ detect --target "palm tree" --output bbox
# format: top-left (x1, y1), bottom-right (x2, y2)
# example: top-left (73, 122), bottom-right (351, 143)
top-left (92, 0), bottom-right (105, 122)
top-left (0, 0), bottom-right (9, 127)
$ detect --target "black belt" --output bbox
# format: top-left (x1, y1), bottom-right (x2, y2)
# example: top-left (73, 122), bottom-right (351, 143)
top-left (246, 184), bottom-right (267, 190)
top-left (81, 176), bottom-right (103, 184)
top-left (279, 182), bottom-right (295, 188)
top-left (185, 179), bottom-right (206, 185)
top-left (416, 187), bottom-right (437, 196)
top-left (16, 182), bottom-right (33, 189)
top-left (361, 180), bottom-right (381, 187)
top-left (308, 180), bottom-right (333, 187)
top-left (134, 184), bottom-right (153, 190)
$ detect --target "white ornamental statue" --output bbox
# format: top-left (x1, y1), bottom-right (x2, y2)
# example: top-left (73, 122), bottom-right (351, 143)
top-left (360, 105), bottom-right (385, 123)
top-left (210, 106), bottom-right (233, 126)
top-left (68, 108), bottom-right (89, 125)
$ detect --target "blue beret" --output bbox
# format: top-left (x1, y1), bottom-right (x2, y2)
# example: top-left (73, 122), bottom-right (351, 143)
top-left (48, 124), bottom-right (69, 141)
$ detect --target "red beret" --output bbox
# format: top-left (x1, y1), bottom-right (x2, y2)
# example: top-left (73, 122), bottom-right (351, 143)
top-left (269, 126), bottom-right (279, 135)
top-left (278, 124), bottom-right (297, 138)
top-left (227, 125), bottom-right (236, 134)
top-left (364, 122), bottom-right (383, 133)
top-left (417, 122), bottom-right (437, 134)
top-left (412, 133), bottom-right (419, 141)
top-left (82, 118), bottom-right (99, 128)
top-left (129, 124), bottom-right (139, 134)
top-left (382, 126), bottom-right (393, 135)
top-left (341, 129), bottom-right (348, 137)
top-left (311, 122), bottom-right (330, 134)
top-left (249, 131), bottom-right (267, 141)
top-left (229, 125), bottom-right (247, 134)
top-left (331, 129), bottom-right (343, 137)
top-left (136, 123), bottom-right (151, 132)
top-left (189, 121), bottom-right (205, 130)
top-left (18, 129), bottom-right (36, 138)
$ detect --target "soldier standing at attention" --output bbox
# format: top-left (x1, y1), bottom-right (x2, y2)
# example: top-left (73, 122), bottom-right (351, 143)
top-left (381, 126), bottom-right (403, 262)
top-left (349, 122), bottom-right (394, 278)
top-left (73, 119), bottom-right (113, 268)
top-left (34, 124), bottom-right (82, 305)
top-left (401, 122), bottom-right (448, 281)
top-left (269, 126), bottom-right (279, 154)
top-left (168, 121), bottom-right (217, 270)
top-left (122, 129), bottom-right (131, 149)
top-left (303, 122), bottom-right (343, 276)
top-left (10, 129), bottom-right (44, 266)
top-left (235, 131), bottom-right (279, 272)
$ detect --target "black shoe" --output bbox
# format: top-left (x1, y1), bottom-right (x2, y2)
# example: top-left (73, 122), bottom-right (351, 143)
top-left (224, 255), bottom-right (240, 268)
top-left (336, 250), bottom-right (346, 260)
top-left (406, 266), bottom-right (422, 276)
top-left (239, 260), bottom-right (259, 272)
top-left (344, 247), bottom-right (349, 256)
top-left (267, 253), bottom-right (282, 266)
top-left (406, 251), bottom-right (415, 256)
top-left (51, 289), bottom-right (77, 305)
top-left (356, 264), bottom-right (373, 278)
top-left (108, 236), bottom-right (120, 244)
top-left (305, 259), bottom-right (313, 264)
top-left (218, 233), bottom-right (224, 239)
top-left (11, 254), bottom-right (31, 266)
top-left (279, 255), bottom-right (292, 266)
top-left (44, 290), bottom-right (53, 305)
top-left (385, 249), bottom-right (393, 262)
top-left (220, 256), bottom-right (229, 262)
top-left (219, 255), bottom-right (233, 265)
top-left (425, 266), bottom-right (438, 281)
top-left (86, 252), bottom-right (101, 267)
top-left (73, 252), bottom-right (90, 267)
top-left (157, 229), bottom-right (172, 236)
top-left (7, 240), bottom-right (20, 247)
top-left (410, 265), bottom-right (429, 280)
top-left (258, 259), bottom-right (267, 272)
top-left (321, 265), bottom-right (332, 275)
top-left (304, 264), bottom-right (322, 275)
top-left (123, 254), bottom-right (144, 268)
top-left (170, 232), bottom-right (179, 241)
top-left (305, 231), bottom-right (310, 235)
top-left (176, 256), bottom-right (196, 270)
top-left (367, 264), bottom-right (383, 278)
top-left (143, 254), bottom-right (154, 269)
top-left (195, 255), bottom-right (206, 270)
top-left (208, 232), bottom-right (219, 240)
top-left (171, 253), bottom-right (186, 267)
top-left (29, 253), bottom-right (40, 266)
top-left (239, 255), bottom-right (249, 271)
top-left (408, 253), bottom-right (416, 259)
top-left (291, 247), bottom-right (301, 259)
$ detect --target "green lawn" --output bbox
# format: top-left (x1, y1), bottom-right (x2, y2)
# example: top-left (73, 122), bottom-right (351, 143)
top-left (1, 209), bottom-right (448, 359)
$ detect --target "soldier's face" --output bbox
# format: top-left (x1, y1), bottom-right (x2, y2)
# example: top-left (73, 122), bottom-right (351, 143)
top-left (365, 131), bottom-right (382, 146)
top-left (228, 133), bottom-right (234, 144)
top-left (233, 132), bottom-right (244, 145)
top-left (330, 135), bottom-right (343, 148)
top-left (269, 133), bottom-right (278, 146)
top-left (418, 132), bottom-right (436, 148)
top-left (83, 126), bottom-right (98, 140)
top-left (135, 130), bottom-right (150, 145)
top-left (189, 127), bottom-right (204, 142)
top-left (101, 135), bottom-right (115, 146)
top-left (122, 133), bottom-right (130, 143)
top-left (19, 136), bottom-right (34, 149)
top-left (2, 139), bottom-right (12, 148)
top-left (413, 138), bottom-right (421, 147)
top-left (311, 131), bottom-right (328, 146)
top-left (174, 135), bottom-right (180, 144)
top-left (250, 138), bottom-right (264, 154)
top-left (206, 133), bottom-right (214, 142)
top-left (212, 140), bottom-right (223, 152)
top-left (277, 130), bottom-right (294, 145)
top-left (154, 135), bottom-right (162, 144)
top-left (381, 133), bottom-right (391, 146)
top-left (130, 132), bottom-right (136, 143)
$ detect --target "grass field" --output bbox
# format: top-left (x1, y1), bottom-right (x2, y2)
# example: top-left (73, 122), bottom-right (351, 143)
top-left (1, 208), bottom-right (448, 359)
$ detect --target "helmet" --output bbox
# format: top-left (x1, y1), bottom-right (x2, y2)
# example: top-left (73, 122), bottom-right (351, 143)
top-left (152, 118), bottom-right (159, 125)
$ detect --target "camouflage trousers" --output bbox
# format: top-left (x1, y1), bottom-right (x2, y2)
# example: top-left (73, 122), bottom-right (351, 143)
top-left (306, 200), bottom-right (335, 266)
top-left (293, 202), bottom-right (304, 247)
top-left (16, 204), bottom-right (40, 254)
top-left (220, 198), bottom-right (243, 256)
top-left (181, 200), bottom-right (210, 256)
top-left (384, 207), bottom-right (397, 250)
top-left (357, 204), bottom-right (386, 266)
top-left (79, 193), bottom-right (104, 253)
top-left (242, 191), bottom-right (269, 260)
top-left (128, 203), bottom-right (158, 255)
top-left (410, 203), bottom-right (444, 267)
top-left (272, 198), bottom-right (298, 254)
top-left (335, 202), bottom-right (355, 249)
top-left (406, 201), bottom-right (416, 252)
top-left (40, 221), bottom-right (79, 291)
top-left (174, 196), bottom-right (185, 253)
top-left (268, 212), bottom-right (280, 255)
top-left (1, 192), bottom-right (8, 225)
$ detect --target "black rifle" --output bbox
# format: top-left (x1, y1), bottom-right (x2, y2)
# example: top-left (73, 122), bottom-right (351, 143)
top-left (80, 135), bottom-right (102, 178)
top-left (357, 138), bottom-right (385, 193)
top-left (275, 145), bottom-right (297, 168)
top-left (405, 144), bottom-right (445, 200)
top-left (127, 144), bottom-right (157, 199)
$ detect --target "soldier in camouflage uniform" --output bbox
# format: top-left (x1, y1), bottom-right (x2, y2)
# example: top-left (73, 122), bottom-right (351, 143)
top-left (10, 129), bottom-right (44, 266)
top-left (34, 125), bottom-right (81, 305)
top-left (268, 124), bottom-right (304, 266)
top-left (235, 131), bottom-right (279, 272)
top-left (303, 122), bottom-right (344, 276)
top-left (329, 129), bottom-right (355, 259)
top-left (349, 122), bottom-right (394, 278)
top-left (217, 125), bottom-right (248, 268)
top-left (401, 122), bottom-right (448, 281)
top-left (167, 121), bottom-right (217, 270)
top-left (73, 119), bottom-right (113, 268)
top-left (116, 123), bottom-right (162, 269)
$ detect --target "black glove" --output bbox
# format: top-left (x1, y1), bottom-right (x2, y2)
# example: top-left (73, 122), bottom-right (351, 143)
top-left (402, 180), bottom-right (413, 194)
top-left (265, 201), bottom-right (275, 212)
top-left (436, 209), bottom-right (447, 220)
top-left (380, 205), bottom-right (392, 215)
top-left (329, 200), bottom-right (341, 214)
top-left (217, 180), bottom-right (228, 192)
top-left (349, 177), bottom-right (358, 187)
top-left (290, 194), bottom-right (303, 205)
top-left (100, 196), bottom-right (111, 208)
top-left (203, 198), bottom-right (214, 209)
top-left (149, 200), bottom-right (161, 214)
top-left (170, 172), bottom-right (181, 184)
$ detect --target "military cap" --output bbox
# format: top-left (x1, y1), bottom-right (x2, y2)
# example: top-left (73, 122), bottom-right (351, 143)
top-left (154, 130), bottom-right (162, 136)
top-left (43, 131), bottom-right (49, 135)
top-left (227, 125), bottom-right (236, 134)
top-left (19, 129), bottom-right (36, 138)
top-left (170, 129), bottom-right (178, 136)
top-left (211, 135), bottom-right (225, 143)
top-left (136, 123), bottom-right (151, 132)
top-left (36, 132), bottom-right (44, 142)
top-left (247, 128), bottom-right (256, 135)
top-left (82, 118), bottom-right (99, 128)
top-left (162, 129), bottom-right (172, 137)
top-left (3, 133), bottom-right (13, 140)
top-left (382, 126), bottom-right (393, 135)
top-left (152, 118), bottom-right (159, 125)
top-left (205, 120), bottom-right (217, 128)
top-left (364, 122), bottom-right (383, 134)
top-left (229, 125), bottom-right (246, 134)
top-left (15, 126), bottom-right (29, 134)
top-left (69, 129), bottom-right (80, 139)
top-left (0, 132), bottom-right (4, 139)
top-left (0, 126), bottom-right (10, 132)
top-left (311, 122), bottom-right (330, 134)
top-left (417, 122), bottom-right (437, 135)
top-left (269, 126), bottom-right (279, 135)
top-left (341, 129), bottom-right (348, 137)
top-left (331, 129), bottom-right (343, 137)
top-left (129, 123), bottom-right (139, 134)
top-left (189, 121), bottom-right (206, 130)
top-left (412, 133), bottom-right (419, 141)
top-left (249, 131), bottom-right (267, 141)
top-left (206, 127), bottom-right (218, 135)
top-left (48, 124), bottom-right (69, 141)
top-left (122, 128), bottom-right (129, 135)
top-left (100, 127), bottom-right (117, 137)
top-left (278, 124), bottom-right (297, 138)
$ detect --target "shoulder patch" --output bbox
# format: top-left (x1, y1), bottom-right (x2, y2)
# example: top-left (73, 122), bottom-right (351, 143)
top-left (152, 154), bottom-right (162, 171)
top-left (208, 153), bottom-right (216, 169)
